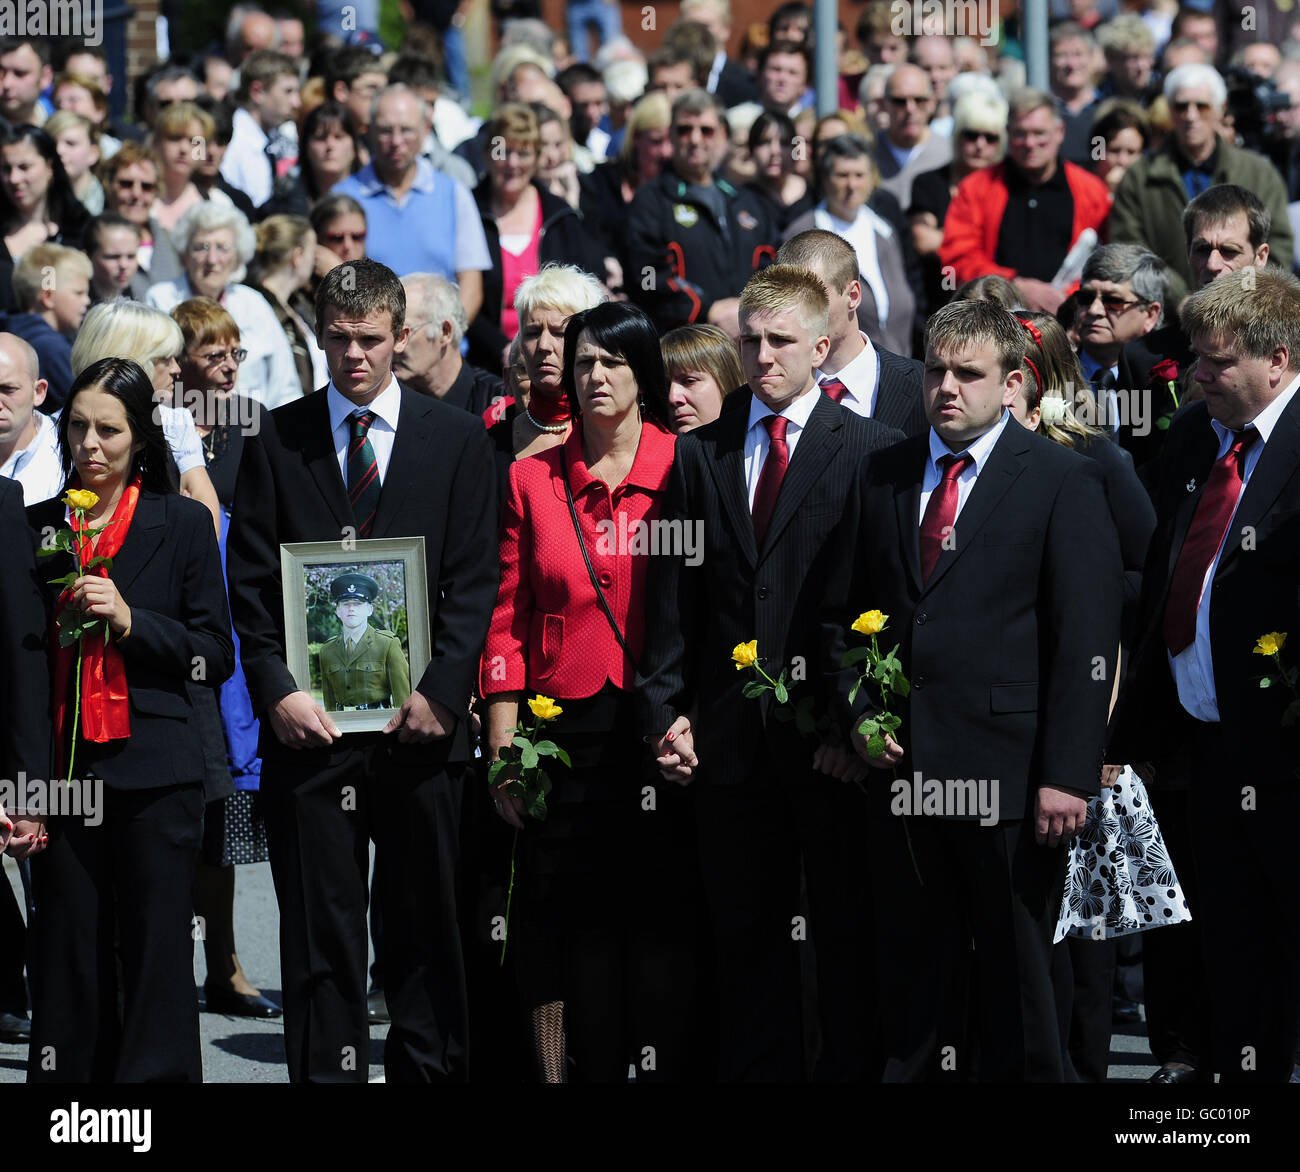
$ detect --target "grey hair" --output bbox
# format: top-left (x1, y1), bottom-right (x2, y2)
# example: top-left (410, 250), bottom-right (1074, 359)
top-left (402, 273), bottom-right (467, 347)
top-left (172, 201), bottom-right (256, 286)
top-left (368, 83), bottom-right (429, 133)
top-left (815, 133), bottom-right (874, 187)
top-left (1081, 244), bottom-right (1169, 326)
top-left (1163, 63), bottom-right (1227, 109)
top-left (514, 263), bottom-right (606, 322)
top-left (671, 87), bottom-right (726, 123)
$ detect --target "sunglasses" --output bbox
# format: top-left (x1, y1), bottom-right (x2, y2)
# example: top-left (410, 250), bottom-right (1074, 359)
top-left (888, 95), bottom-right (931, 108)
top-left (1071, 288), bottom-right (1142, 313)
top-left (115, 177), bottom-right (157, 192)
top-left (960, 129), bottom-right (999, 144)
top-left (674, 122), bottom-right (719, 138)
top-left (1172, 100), bottom-right (1213, 114)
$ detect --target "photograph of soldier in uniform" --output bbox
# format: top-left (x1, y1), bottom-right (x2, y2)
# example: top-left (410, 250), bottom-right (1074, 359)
top-left (316, 572), bottom-right (412, 712)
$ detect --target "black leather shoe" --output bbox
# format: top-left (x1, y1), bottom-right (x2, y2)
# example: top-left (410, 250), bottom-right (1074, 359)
top-left (1148, 1066), bottom-right (1212, 1084)
top-left (1112, 996), bottom-right (1142, 1025)
top-left (204, 985), bottom-right (283, 1018)
top-left (0, 1012), bottom-right (30, 1042)
top-left (367, 989), bottom-right (389, 1025)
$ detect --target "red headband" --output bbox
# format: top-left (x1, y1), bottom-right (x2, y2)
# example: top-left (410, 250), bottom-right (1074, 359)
top-left (1018, 318), bottom-right (1045, 408)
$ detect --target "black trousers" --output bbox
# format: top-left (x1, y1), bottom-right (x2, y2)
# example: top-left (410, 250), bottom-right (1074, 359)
top-left (867, 786), bottom-right (1068, 1082)
top-left (262, 739), bottom-right (467, 1083)
top-left (1052, 936), bottom-right (1117, 1083)
top-left (1187, 727), bottom-right (1300, 1082)
top-left (0, 861), bottom-right (27, 1012)
top-left (694, 765), bottom-right (874, 1082)
top-left (28, 783), bottom-right (205, 1083)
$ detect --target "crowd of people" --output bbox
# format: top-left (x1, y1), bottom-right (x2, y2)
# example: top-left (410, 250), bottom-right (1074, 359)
top-left (0, 0), bottom-right (1298, 1086)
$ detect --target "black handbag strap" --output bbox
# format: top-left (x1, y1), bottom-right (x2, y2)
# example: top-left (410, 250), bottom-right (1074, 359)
top-left (560, 442), bottom-right (639, 674)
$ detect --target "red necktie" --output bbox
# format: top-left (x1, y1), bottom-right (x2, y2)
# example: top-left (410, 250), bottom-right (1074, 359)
top-left (820, 377), bottom-right (848, 403)
top-left (1164, 429), bottom-right (1258, 655)
top-left (751, 414), bottom-right (789, 546)
top-left (919, 453), bottom-right (971, 584)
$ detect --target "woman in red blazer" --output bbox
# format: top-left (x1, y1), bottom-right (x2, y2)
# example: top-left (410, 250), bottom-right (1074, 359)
top-left (481, 300), bottom-right (700, 1084)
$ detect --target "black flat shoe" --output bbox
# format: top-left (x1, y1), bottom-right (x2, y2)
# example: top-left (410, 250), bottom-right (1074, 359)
top-left (0, 1011), bottom-right (30, 1042)
top-left (1148, 1066), bottom-right (1212, 1084)
top-left (204, 985), bottom-right (283, 1018)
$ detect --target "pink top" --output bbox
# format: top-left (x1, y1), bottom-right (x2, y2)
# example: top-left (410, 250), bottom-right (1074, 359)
top-left (499, 194), bottom-right (543, 341)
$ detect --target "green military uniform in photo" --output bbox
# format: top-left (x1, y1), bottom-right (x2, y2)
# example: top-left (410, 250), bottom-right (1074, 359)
top-left (320, 573), bottom-right (411, 711)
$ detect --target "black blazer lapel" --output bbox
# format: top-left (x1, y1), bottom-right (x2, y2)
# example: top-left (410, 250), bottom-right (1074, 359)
top-left (922, 419), bottom-right (1028, 595)
top-left (758, 394), bottom-right (843, 559)
top-left (1219, 396), bottom-right (1300, 575)
top-left (371, 385), bottom-right (431, 537)
top-left (300, 391), bottom-right (354, 533)
top-left (1165, 421), bottom-right (1222, 581)
top-left (102, 492), bottom-right (167, 594)
top-left (704, 396), bottom-right (758, 568)
top-left (893, 445), bottom-right (926, 593)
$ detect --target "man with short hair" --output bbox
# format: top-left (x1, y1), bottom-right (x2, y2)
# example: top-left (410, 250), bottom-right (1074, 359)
top-left (1111, 64), bottom-right (1292, 306)
top-left (334, 87), bottom-right (490, 324)
top-left (556, 62), bottom-right (611, 160)
top-left (1108, 266), bottom-right (1300, 1082)
top-left (1050, 22), bottom-right (1102, 165)
top-left (2, 244), bottom-right (91, 410)
top-left (823, 297), bottom-right (1121, 1081)
top-left (777, 228), bottom-right (926, 435)
top-left (627, 88), bottom-right (777, 336)
top-left (227, 257), bottom-right (499, 1082)
top-left (639, 264), bottom-right (904, 1081)
top-left (912, 37), bottom-right (957, 132)
top-left (1171, 6), bottom-right (1220, 64)
top-left (141, 66), bottom-right (201, 130)
top-left (274, 12), bottom-right (306, 61)
top-left (84, 214), bottom-right (146, 304)
top-left (1074, 243), bottom-right (1168, 457)
top-left (679, 0), bottom-right (760, 107)
top-left (756, 39), bottom-right (812, 117)
top-left (396, 273), bottom-right (503, 413)
top-left (328, 47), bottom-right (389, 144)
top-left (875, 63), bottom-right (952, 210)
top-left (0, 37), bottom-right (51, 126)
top-left (220, 49), bottom-right (301, 210)
top-left (647, 44), bottom-right (707, 100)
top-left (0, 332), bottom-right (59, 504)
top-left (941, 88), bottom-right (1112, 313)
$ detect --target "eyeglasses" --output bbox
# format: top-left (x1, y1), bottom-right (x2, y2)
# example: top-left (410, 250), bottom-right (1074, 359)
top-left (1072, 287), bottom-right (1142, 314)
top-left (888, 95), bottom-right (931, 108)
top-left (373, 126), bottom-right (421, 140)
top-left (192, 347), bottom-right (248, 366)
top-left (115, 177), bottom-right (157, 192)
top-left (189, 241), bottom-right (234, 256)
top-left (1172, 99), bottom-right (1213, 114)
top-left (674, 122), bottom-right (719, 138)
top-left (323, 231), bottom-right (365, 245)
top-left (960, 129), bottom-right (999, 144)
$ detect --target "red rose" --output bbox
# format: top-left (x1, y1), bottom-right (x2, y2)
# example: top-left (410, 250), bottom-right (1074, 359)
top-left (1151, 358), bottom-right (1180, 382)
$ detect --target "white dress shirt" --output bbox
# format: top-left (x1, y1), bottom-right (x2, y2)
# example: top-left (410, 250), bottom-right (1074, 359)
top-left (329, 373), bottom-right (402, 487)
top-left (814, 204), bottom-right (892, 322)
top-left (815, 332), bottom-right (880, 419)
top-left (0, 410), bottom-right (62, 504)
top-left (220, 107), bottom-right (274, 209)
top-left (1171, 374), bottom-right (1300, 721)
top-left (744, 385), bottom-right (820, 509)
top-left (918, 410), bottom-right (1011, 527)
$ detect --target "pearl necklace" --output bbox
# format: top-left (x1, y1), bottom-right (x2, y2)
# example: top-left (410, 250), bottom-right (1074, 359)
top-left (525, 406), bottom-right (568, 434)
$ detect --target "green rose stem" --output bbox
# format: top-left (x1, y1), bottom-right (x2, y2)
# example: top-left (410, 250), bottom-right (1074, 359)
top-left (65, 510), bottom-right (93, 786)
top-left (500, 828), bottom-right (517, 966)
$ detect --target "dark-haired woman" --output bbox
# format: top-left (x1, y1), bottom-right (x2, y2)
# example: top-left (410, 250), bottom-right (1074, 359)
top-left (480, 301), bottom-right (699, 1083)
top-left (0, 124), bottom-right (92, 312)
top-left (260, 101), bottom-right (364, 220)
top-left (24, 357), bottom-right (234, 1082)
top-left (745, 110), bottom-right (814, 232)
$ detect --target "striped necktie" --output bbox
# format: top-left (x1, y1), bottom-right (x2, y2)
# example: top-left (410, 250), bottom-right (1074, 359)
top-left (347, 410), bottom-right (381, 538)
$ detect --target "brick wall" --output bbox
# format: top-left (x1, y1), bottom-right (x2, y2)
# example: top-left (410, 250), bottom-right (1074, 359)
top-left (127, 0), bottom-right (161, 93)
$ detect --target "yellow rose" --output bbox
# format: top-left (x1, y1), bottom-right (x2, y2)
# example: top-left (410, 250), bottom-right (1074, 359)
top-left (852, 610), bottom-right (888, 636)
top-left (63, 489), bottom-right (100, 512)
top-left (731, 639), bottom-right (759, 670)
top-left (1254, 632), bottom-right (1288, 657)
top-left (527, 695), bottom-right (563, 721)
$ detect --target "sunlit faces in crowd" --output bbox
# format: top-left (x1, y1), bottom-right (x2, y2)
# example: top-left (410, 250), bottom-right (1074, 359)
top-left (318, 304), bottom-right (409, 401)
top-left (923, 337), bottom-right (1022, 448)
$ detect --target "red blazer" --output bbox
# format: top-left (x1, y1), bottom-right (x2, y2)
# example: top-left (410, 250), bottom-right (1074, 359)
top-left (480, 419), bottom-right (676, 700)
top-left (938, 161), bottom-right (1110, 285)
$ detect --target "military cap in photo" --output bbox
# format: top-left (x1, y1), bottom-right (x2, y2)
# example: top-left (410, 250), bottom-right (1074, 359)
top-left (330, 572), bottom-right (380, 602)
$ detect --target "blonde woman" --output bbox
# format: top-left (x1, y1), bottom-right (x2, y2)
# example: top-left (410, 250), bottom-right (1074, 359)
top-left (248, 214), bottom-right (326, 396)
top-left (46, 110), bottom-right (103, 215)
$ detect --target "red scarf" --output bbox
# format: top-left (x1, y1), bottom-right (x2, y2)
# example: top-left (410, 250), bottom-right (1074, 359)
top-left (529, 389), bottom-right (570, 424)
top-left (51, 475), bottom-right (141, 776)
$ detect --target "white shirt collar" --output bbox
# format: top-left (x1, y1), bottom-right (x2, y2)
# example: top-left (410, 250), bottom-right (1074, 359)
top-left (1210, 371), bottom-right (1300, 449)
top-left (0, 408), bottom-right (59, 476)
top-left (817, 332), bottom-right (878, 393)
top-left (927, 409), bottom-right (1011, 475)
top-left (747, 383), bottom-right (821, 433)
top-left (328, 372), bottom-right (401, 434)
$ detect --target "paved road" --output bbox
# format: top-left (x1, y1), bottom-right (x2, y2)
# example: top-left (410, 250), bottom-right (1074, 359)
top-left (2, 852), bottom-right (1159, 1084)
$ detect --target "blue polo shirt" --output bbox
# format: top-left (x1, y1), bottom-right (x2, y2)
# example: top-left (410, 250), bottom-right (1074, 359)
top-left (334, 158), bottom-right (491, 280)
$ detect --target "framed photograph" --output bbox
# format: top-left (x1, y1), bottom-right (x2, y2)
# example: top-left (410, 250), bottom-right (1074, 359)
top-left (280, 538), bottom-right (429, 734)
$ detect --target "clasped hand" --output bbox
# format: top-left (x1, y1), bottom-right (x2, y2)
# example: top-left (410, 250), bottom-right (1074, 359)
top-left (653, 716), bottom-right (697, 784)
top-left (69, 575), bottom-right (132, 638)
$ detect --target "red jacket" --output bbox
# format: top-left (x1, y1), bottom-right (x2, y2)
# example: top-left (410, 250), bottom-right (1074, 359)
top-left (938, 161), bottom-right (1110, 285)
top-left (480, 419), bottom-right (676, 701)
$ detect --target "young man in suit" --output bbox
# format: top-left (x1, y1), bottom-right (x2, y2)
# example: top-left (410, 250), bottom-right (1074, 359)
top-left (227, 258), bottom-right (499, 1083)
top-left (1108, 267), bottom-right (1300, 1083)
top-left (823, 297), bottom-right (1122, 1081)
top-left (638, 264), bottom-right (904, 1081)
top-left (777, 229), bottom-right (928, 436)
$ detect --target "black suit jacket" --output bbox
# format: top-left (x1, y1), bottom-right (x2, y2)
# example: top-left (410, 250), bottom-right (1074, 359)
top-left (26, 492), bottom-right (234, 790)
top-left (636, 390), bottom-right (904, 786)
top-left (2, 477), bottom-right (51, 786)
top-left (1109, 395), bottom-right (1300, 781)
top-left (874, 344), bottom-right (928, 437)
top-left (823, 420), bottom-right (1122, 820)
top-left (226, 381), bottom-right (499, 764)
top-left (714, 57), bottom-right (760, 107)
top-left (1111, 343), bottom-right (1181, 475)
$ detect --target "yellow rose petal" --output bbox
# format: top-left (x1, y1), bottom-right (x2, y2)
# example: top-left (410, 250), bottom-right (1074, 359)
top-left (851, 609), bottom-right (888, 636)
top-left (731, 639), bottom-right (759, 669)
top-left (63, 489), bottom-right (99, 512)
